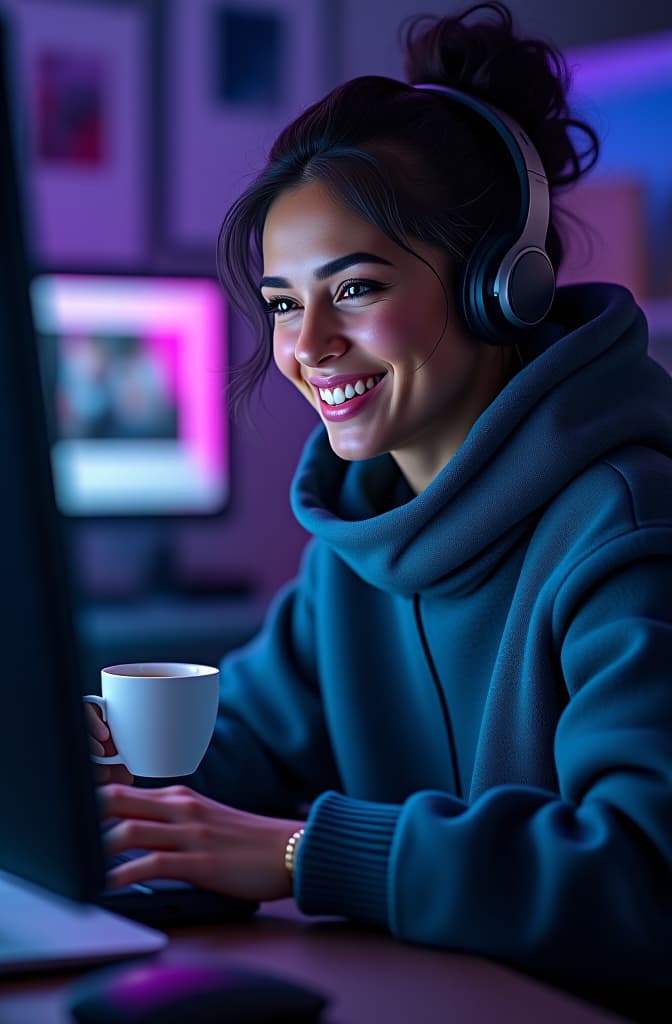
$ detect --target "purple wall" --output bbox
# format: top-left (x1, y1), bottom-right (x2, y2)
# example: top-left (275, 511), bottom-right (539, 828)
top-left (2, 0), bottom-right (670, 608)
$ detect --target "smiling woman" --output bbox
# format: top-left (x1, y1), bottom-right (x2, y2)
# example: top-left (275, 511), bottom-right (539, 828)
top-left (96, 2), bottom-right (672, 1014)
top-left (261, 179), bottom-right (505, 487)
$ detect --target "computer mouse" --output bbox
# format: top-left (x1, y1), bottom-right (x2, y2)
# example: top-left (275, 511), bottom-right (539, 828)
top-left (67, 957), bottom-right (329, 1024)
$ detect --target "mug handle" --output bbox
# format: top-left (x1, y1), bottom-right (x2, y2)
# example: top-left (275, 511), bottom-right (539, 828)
top-left (83, 695), bottom-right (125, 765)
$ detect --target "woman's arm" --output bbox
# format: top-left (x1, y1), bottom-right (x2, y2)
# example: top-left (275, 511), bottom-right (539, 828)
top-left (99, 540), bottom-right (338, 897)
top-left (295, 537), bottom-right (672, 994)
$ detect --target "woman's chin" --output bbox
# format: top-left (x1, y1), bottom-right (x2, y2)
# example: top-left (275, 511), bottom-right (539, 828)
top-left (324, 425), bottom-right (383, 463)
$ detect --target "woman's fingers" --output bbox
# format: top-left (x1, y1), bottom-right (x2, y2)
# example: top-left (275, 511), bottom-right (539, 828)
top-left (98, 784), bottom-right (300, 901)
top-left (99, 783), bottom-right (201, 825)
top-left (83, 709), bottom-right (134, 785)
top-left (104, 818), bottom-right (189, 859)
top-left (85, 703), bottom-right (109, 742)
top-left (85, 704), bottom-right (108, 757)
top-left (103, 813), bottom-right (214, 890)
top-left (106, 850), bottom-right (203, 890)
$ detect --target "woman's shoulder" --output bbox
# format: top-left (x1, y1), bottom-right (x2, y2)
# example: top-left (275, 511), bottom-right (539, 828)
top-left (524, 445), bottom-right (672, 585)
top-left (598, 445), bottom-right (672, 528)
top-left (545, 445), bottom-right (672, 527)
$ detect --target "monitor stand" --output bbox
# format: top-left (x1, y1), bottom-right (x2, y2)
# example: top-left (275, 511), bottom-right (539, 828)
top-left (0, 870), bottom-right (167, 976)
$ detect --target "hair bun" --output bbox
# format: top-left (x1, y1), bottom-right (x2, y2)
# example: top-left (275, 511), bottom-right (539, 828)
top-left (402, 1), bottom-right (598, 189)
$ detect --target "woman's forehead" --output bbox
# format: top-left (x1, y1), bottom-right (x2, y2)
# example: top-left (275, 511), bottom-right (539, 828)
top-left (261, 180), bottom-right (395, 272)
top-left (264, 179), bottom-right (373, 236)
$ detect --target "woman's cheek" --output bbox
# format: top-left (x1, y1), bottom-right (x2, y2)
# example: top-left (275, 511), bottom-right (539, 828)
top-left (359, 290), bottom-right (452, 364)
top-left (356, 304), bottom-right (425, 361)
top-left (273, 330), bottom-right (301, 384)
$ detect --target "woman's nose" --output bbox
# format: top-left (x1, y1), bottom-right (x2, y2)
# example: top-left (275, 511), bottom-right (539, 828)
top-left (294, 308), bottom-right (349, 367)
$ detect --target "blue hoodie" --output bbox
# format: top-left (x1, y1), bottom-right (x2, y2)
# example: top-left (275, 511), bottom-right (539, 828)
top-left (195, 283), bottom-right (672, 997)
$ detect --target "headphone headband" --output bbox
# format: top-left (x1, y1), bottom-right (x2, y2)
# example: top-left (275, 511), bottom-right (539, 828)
top-left (413, 83), bottom-right (555, 342)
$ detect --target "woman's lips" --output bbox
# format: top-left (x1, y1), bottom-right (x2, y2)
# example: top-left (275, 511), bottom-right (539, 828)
top-left (313, 373), bottom-right (386, 421)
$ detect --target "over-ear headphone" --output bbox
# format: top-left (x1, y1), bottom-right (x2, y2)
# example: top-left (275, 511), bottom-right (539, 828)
top-left (414, 83), bottom-right (555, 344)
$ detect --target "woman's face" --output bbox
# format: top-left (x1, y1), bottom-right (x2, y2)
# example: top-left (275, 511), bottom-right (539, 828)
top-left (261, 178), bottom-right (507, 492)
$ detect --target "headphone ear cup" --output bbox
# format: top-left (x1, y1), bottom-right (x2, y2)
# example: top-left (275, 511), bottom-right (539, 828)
top-left (460, 238), bottom-right (556, 344)
top-left (499, 248), bottom-right (555, 327)
top-left (460, 234), bottom-right (513, 344)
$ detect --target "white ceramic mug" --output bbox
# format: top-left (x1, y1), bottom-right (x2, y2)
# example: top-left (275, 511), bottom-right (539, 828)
top-left (83, 662), bottom-right (219, 777)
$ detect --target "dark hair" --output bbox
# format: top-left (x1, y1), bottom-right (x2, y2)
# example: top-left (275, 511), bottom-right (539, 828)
top-left (217, 2), bottom-right (599, 410)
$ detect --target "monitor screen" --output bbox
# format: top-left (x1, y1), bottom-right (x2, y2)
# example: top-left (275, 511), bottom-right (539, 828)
top-left (30, 272), bottom-right (229, 517)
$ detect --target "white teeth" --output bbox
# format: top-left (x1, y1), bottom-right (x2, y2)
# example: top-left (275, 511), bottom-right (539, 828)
top-left (318, 374), bottom-right (383, 406)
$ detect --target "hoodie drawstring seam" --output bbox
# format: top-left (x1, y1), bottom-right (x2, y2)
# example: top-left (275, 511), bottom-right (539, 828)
top-left (413, 593), bottom-right (463, 800)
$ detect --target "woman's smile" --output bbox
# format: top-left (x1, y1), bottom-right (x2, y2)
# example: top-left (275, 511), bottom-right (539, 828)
top-left (311, 373), bottom-right (387, 418)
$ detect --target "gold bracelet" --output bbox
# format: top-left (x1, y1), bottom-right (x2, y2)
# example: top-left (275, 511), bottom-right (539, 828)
top-left (284, 828), bottom-right (305, 878)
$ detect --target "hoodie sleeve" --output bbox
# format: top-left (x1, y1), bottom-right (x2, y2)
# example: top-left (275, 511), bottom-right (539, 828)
top-left (190, 540), bottom-right (341, 816)
top-left (294, 529), bottom-right (672, 995)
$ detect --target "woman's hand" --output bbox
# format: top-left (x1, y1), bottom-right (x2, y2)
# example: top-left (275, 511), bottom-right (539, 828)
top-left (99, 783), bottom-right (304, 902)
top-left (85, 705), bottom-right (134, 786)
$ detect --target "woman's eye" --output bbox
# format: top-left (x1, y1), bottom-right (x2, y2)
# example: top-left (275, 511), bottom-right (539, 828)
top-left (263, 297), bottom-right (298, 317)
top-left (337, 279), bottom-right (383, 301)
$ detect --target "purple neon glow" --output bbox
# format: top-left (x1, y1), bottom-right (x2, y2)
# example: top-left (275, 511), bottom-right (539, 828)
top-left (567, 32), bottom-right (672, 95)
top-left (109, 963), bottom-right (230, 1011)
top-left (45, 274), bottom-right (228, 479)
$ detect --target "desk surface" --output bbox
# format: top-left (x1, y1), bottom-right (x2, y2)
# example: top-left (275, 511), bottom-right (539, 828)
top-left (0, 899), bottom-right (630, 1023)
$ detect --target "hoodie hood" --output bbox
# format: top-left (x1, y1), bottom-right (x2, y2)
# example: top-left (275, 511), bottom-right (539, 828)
top-left (290, 283), bottom-right (672, 596)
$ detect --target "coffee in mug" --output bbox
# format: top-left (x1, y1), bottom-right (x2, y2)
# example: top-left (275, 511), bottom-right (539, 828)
top-left (83, 662), bottom-right (219, 777)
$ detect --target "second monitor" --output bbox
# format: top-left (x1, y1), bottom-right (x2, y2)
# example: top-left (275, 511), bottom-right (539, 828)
top-left (31, 272), bottom-right (229, 518)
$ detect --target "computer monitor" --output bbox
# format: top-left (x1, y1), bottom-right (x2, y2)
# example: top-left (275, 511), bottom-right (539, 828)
top-left (30, 271), bottom-right (229, 518)
top-left (0, 25), bottom-right (104, 904)
top-left (0, 13), bottom-right (167, 968)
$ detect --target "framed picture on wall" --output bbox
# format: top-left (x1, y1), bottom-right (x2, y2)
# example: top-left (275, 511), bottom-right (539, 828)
top-left (160, 0), bottom-right (332, 255)
top-left (2, 0), bottom-right (152, 267)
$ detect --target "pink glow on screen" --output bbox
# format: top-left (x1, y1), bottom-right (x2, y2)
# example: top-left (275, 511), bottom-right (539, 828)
top-left (144, 332), bottom-right (180, 403)
top-left (176, 282), bottom-right (228, 477)
top-left (49, 274), bottom-right (227, 476)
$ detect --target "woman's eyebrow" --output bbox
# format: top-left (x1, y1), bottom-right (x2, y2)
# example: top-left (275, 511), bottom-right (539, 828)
top-left (314, 252), bottom-right (394, 281)
top-left (260, 252), bottom-right (393, 289)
